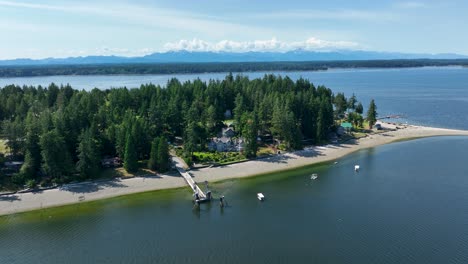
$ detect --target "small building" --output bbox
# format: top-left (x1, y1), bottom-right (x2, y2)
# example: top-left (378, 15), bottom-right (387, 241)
top-left (3, 161), bottom-right (23, 172)
top-left (101, 157), bottom-right (122, 168)
top-left (341, 122), bottom-right (353, 133)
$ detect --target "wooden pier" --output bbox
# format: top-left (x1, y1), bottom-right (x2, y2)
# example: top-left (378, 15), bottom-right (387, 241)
top-left (171, 156), bottom-right (207, 200)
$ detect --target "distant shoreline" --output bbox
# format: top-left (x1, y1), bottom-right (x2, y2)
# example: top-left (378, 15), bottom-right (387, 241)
top-left (2, 122), bottom-right (468, 217)
top-left (0, 59), bottom-right (467, 78)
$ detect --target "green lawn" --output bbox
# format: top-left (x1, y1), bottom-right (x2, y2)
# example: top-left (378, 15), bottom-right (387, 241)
top-left (257, 147), bottom-right (274, 156)
top-left (193, 151), bottom-right (245, 164)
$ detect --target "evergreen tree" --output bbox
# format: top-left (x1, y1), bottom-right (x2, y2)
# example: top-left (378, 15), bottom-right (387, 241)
top-left (148, 137), bottom-right (160, 171)
top-left (124, 133), bottom-right (138, 173)
top-left (233, 93), bottom-right (245, 130)
top-left (204, 105), bottom-right (217, 135)
top-left (156, 137), bottom-right (170, 172)
top-left (316, 101), bottom-right (329, 143)
top-left (183, 121), bottom-right (198, 156)
top-left (356, 102), bottom-right (364, 115)
top-left (348, 93), bottom-right (357, 111)
top-left (76, 128), bottom-right (101, 179)
top-left (366, 99), bottom-right (378, 129)
top-left (2, 116), bottom-right (24, 157)
top-left (241, 112), bottom-right (258, 158)
top-left (40, 129), bottom-right (73, 180)
top-left (333, 92), bottom-right (348, 117)
top-left (20, 111), bottom-right (42, 180)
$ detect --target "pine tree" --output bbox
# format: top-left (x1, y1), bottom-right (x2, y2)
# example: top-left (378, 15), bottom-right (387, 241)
top-left (76, 128), bottom-right (101, 179)
top-left (356, 102), bottom-right (364, 115)
top-left (2, 116), bottom-right (24, 157)
top-left (348, 93), bottom-right (357, 111)
top-left (124, 133), bottom-right (138, 173)
top-left (148, 137), bottom-right (160, 171)
top-left (20, 111), bottom-right (42, 180)
top-left (157, 137), bottom-right (170, 173)
top-left (366, 99), bottom-right (378, 129)
top-left (333, 92), bottom-right (348, 117)
top-left (183, 121), bottom-right (198, 156)
top-left (204, 105), bottom-right (217, 135)
top-left (40, 130), bottom-right (73, 180)
top-left (242, 112), bottom-right (259, 158)
top-left (316, 101), bottom-right (328, 143)
top-left (233, 93), bottom-right (245, 131)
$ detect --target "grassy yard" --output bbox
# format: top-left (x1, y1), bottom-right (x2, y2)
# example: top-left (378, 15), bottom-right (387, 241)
top-left (257, 147), bottom-right (274, 156)
top-left (193, 151), bottom-right (245, 164)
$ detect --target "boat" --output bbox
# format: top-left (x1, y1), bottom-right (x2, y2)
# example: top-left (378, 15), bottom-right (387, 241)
top-left (257, 193), bottom-right (265, 201)
top-left (354, 165), bottom-right (360, 171)
top-left (310, 173), bottom-right (318, 180)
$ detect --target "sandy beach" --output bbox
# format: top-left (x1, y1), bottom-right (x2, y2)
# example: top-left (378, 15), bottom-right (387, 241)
top-left (2, 122), bottom-right (468, 216)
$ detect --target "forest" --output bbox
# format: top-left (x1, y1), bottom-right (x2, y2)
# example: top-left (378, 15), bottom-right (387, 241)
top-left (0, 59), bottom-right (467, 77)
top-left (0, 74), bottom-right (370, 189)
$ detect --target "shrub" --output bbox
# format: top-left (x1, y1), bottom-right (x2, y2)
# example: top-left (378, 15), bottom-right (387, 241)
top-left (25, 179), bottom-right (36, 189)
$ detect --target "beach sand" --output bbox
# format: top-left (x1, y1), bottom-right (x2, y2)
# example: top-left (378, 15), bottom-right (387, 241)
top-left (2, 123), bottom-right (468, 216)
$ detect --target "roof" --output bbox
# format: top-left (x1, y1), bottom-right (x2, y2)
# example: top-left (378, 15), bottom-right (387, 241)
top-left (341, 122), bottom-right (353, 128)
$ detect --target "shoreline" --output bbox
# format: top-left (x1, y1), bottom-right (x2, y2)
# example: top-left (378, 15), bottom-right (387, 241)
top-left (2, 122), bottom-right (468, 217)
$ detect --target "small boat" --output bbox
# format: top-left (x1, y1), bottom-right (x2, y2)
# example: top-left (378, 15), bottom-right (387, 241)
top-left (354, 165), bottom-right (360, 171)
top-left (257, 193), bottom-right (265, 201)
top-left (310, 173), bottom-right (318, 180)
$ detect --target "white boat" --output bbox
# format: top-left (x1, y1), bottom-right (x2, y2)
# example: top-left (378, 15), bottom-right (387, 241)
top-left (354, 165), bottom-right (360, 171)
top-left (311, 173), bottom-right (318, 180)
top-left (257, 193), bottom-right (265, 201)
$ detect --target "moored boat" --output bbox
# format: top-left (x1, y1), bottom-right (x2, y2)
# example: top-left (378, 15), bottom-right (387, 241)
top-left (257, 193), bottom-right (265, 201)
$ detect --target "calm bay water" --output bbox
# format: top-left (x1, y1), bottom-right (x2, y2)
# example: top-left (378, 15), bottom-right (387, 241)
top-left (1, 136), bottom-right (468, 263)
top-left (1, 66), bottom-right (468, 129)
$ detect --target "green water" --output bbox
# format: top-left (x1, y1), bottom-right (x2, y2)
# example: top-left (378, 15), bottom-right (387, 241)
top-left (1, 137), bottom-right (468, 263)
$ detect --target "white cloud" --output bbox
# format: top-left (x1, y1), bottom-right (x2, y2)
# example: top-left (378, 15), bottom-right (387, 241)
top-left (163, 37), bottom-right (360, 53)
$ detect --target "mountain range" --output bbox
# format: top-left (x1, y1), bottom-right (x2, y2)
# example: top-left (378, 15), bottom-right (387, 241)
top-left (1, 50), bottom-right (467, 66)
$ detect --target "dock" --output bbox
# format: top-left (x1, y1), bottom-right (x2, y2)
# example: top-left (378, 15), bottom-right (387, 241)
top-left (171, 156), bottom-right (207, 200)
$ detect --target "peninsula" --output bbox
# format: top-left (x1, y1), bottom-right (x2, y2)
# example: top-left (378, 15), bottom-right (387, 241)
top-left (1, 122), bottom-right (468, 216)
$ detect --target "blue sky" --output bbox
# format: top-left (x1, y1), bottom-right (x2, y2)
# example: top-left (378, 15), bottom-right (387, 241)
top-left (0, 0), bottom-right (467, 59)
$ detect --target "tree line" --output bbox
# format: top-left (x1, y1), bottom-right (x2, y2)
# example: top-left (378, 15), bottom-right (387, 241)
top-left (0, 59), bottom-right (467, 77)
top-left (0, 74), bottom-right (373, 187)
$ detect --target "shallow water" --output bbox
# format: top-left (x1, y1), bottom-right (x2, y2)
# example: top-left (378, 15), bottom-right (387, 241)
top-left (1, 67), bottom-right (468, 129)
top-left (1, 136), bottom-right (468, 263)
